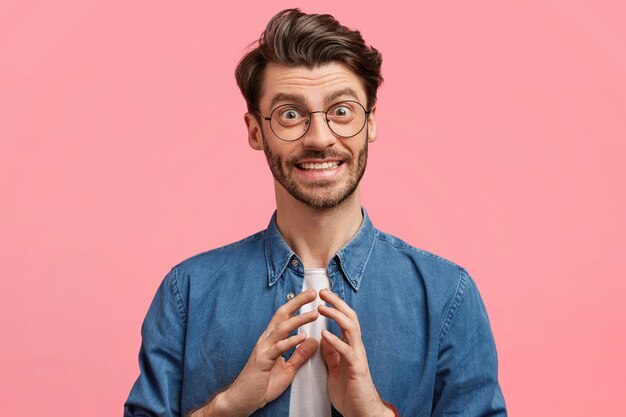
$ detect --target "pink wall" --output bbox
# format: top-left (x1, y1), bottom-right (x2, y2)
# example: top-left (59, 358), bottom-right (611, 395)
top-left (1, 1), bottom-right (624, 415)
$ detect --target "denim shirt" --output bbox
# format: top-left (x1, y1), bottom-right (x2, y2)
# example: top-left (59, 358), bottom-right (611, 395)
top-left (124, 209), bottom-right (507, 417)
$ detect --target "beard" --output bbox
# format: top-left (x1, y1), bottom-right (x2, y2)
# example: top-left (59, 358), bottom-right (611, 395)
top-left (262, 135), bottom-right (369, 210)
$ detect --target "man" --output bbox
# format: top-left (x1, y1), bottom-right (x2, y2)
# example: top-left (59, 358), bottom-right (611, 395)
top-left (124, 9), bottom-right (507, 417)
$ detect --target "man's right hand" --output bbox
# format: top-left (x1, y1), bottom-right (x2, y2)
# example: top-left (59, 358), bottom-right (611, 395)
top-left (192, 288), bottom-right (319, 417)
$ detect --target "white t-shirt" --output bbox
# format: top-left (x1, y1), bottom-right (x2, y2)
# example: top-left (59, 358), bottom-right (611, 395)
top-left (288, 268), bottom-right (332, 417)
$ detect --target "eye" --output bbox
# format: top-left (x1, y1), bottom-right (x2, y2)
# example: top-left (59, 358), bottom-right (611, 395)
top-left (328, 102), bottom-right (356, 124)
top-left (282, 109), bottom-right (300, 119)
top-left (332, 106), bottom-right (352, 117)
top-left (275, 106), bottom-right (307, 126)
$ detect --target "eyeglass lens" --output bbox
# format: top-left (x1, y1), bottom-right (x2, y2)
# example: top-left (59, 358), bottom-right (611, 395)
top-left (269, 101), bottom-right (367, 141)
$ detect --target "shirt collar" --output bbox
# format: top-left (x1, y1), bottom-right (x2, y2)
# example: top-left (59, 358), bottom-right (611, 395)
top-left (264, 207), bottom-right (377, 291)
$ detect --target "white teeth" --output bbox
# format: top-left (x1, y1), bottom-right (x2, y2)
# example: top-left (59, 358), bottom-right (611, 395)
top-left (300, 161), bottom-right (340, 170)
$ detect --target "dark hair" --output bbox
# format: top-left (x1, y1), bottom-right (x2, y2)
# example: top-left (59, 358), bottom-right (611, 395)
top-left (235, 8), bottom-right (383, 113)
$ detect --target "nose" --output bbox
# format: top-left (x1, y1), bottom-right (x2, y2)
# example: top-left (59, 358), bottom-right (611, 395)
top-left (301, 111), bottom-right (337, 149)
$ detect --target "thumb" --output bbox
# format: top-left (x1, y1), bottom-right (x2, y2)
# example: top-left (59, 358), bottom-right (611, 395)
top-left (320, 333), bottom-right (341, 371)
top-left (287, 337), bottom-right (318, 369)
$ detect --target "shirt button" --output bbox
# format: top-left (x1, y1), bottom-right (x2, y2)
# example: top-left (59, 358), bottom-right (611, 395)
top-left (291, 259), bottom-right (299, 267)
top-left (286, 292), bottom-right (295, 300)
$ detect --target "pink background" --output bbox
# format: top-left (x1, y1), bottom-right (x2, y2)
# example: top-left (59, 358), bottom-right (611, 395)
top-left (1, 1), bottom-right (625, 416)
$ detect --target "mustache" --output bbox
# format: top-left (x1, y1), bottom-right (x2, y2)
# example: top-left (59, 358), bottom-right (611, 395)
top-left (286, 150), bottom-right (352, 164)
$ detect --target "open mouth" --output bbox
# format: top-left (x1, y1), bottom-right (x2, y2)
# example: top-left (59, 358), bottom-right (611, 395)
top-left (295, 161), bottom-right (344, 170)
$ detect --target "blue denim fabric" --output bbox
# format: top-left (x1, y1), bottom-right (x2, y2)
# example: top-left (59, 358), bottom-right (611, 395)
top-left (124, 208), bottom-right (507, 416)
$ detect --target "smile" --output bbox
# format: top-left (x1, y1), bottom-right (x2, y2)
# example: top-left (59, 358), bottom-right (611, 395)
top-left (296, 161), bottom-right (343, 170)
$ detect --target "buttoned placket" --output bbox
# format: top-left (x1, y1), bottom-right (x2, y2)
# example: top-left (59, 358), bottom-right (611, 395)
top-left (276, 254), bottom-right (305, 361)
top-left (324, 256), bottom-right (346, 339)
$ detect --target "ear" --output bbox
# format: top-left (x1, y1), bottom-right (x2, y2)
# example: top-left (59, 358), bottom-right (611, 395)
top-left (244, 112), bottom-right (264, 150)
top-left (366, 106), bottom-right (377, 143)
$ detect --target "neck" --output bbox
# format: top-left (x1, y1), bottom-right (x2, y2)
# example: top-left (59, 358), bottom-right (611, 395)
top-left (274, 186), bottom-right (364, 269)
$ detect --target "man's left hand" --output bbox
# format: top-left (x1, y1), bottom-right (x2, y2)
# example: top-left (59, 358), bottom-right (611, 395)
top-left (317, 289), bottom-right (395, 417)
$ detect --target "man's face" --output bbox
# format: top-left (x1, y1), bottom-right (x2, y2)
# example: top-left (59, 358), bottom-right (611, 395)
top-left (245, 62), bottom-right (377, 209)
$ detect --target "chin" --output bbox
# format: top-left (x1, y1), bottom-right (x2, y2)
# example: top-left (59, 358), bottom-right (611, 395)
top-left (288, 184), bottom-right (358, 209)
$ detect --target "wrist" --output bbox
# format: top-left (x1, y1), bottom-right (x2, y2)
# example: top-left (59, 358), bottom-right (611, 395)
top-left (198, 388), bottom-right (250, 417)
top-left (213, 388), bottom-right (252, 417)
top-left (381, 400), bottom-right (399, 417)
top-left (349, 400), bottom-right (396, 417)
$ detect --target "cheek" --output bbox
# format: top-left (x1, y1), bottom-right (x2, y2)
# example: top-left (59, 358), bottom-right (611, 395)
top-left (278, 147), bottom-right (300, 165)
top-left (267, 148), bottom-right (291, 171)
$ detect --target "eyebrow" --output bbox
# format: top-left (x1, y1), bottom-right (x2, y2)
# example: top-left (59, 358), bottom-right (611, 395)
top-left (325, 88), bottom-right (361, 105)
top-left (269, 93), bottom-right (306, 110)
top-left (268, 88), bottom-right (362, 111)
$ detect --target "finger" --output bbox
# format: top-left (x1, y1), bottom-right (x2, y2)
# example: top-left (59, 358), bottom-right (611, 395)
top-left (317, 304), bottom-right (361, 347)
top-left (269, 310), bottom-right (319, 342)
top-left (256, 332), bottom-right (308, 371)
top-left (269, 288), bottom-right (317, 325)
top-left (270, 332), bottom-right (308, 358)
top-left (320, 335), bottom-right (341, 371)
top-left (286, 337), bottom-right (319, 370)
top-left (321, 329), bottom-right (356, 366)
top-left (319, 289), bottom-right (358, 322)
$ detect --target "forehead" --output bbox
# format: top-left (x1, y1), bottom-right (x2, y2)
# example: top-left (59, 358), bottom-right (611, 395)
top-left (260, 62), bottom-right (367, 111)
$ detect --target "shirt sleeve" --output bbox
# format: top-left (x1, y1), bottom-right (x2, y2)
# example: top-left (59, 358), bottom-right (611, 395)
top-left (124, 267), bottom-right (187, 417)
top-left (431, 268), bottom-right (507, 416)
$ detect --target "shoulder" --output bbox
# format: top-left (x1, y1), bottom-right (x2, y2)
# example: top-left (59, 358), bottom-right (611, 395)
top-left (161, 229), bottom-right (267, 295)
top-left (372, 228), bottom-right (466, 281)
top-left (172, 229), bottom-right (266, 272)
top-left (371, 228), bottom-right (482, 339)
top-left (370, 228), bottom-right (475, 313)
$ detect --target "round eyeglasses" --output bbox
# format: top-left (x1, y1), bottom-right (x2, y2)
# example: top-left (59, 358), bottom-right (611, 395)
top-left (256, 100), bottom-right (371, 142)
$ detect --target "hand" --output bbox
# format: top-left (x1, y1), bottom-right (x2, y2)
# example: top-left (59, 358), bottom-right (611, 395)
top-left (317, 289), bottom-right (395, 417)
top-left (200, 289), bottom-right (319, 417)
